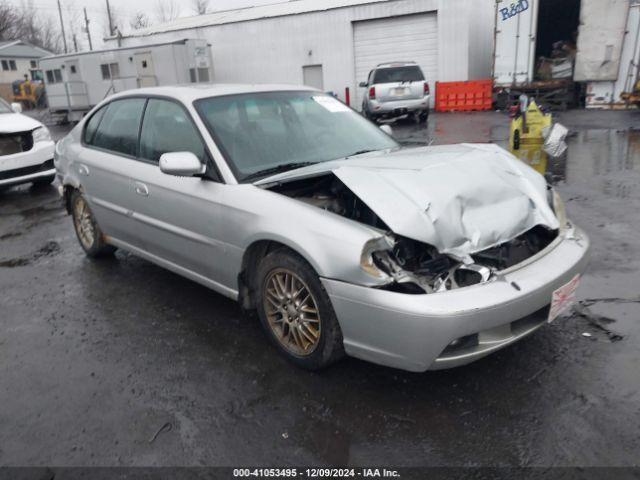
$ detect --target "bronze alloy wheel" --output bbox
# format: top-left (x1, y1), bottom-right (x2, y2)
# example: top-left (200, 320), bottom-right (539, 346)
top-left (73, 195), bottom-right (95, 250)
top-left (263, 268), bottom-right (321, 356)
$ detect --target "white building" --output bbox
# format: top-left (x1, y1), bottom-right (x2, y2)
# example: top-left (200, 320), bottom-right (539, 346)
top-left (106, 0), bottom-right (495, 108)
top-left (0, 40), bottom-right (52, 101)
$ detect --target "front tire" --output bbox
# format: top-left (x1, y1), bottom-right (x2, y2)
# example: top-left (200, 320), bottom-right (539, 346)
top-left (70, 190), bottom-right (116, 258)
top-left (256, 249), bottom-right (344, 370)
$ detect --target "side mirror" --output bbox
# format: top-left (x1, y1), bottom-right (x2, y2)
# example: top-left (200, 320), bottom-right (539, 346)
top-left (359, 82), bottom-right (368, 88)
top-left (379, 124), bottom-right (394, 137)
top-left (159, 152), bottom-right (205, 177)
top-left (11, 102), bottom-right (23, 113)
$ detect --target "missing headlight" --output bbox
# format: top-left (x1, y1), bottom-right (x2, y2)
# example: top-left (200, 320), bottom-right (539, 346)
top-left (368, 235), bottom-right (490, 294)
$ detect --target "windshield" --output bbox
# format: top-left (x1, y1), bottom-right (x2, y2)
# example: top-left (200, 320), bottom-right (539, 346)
top-left (373, 66), bottom-right (425, 84)
top-left (195, 91), bottom-right (398, 182)
top-left (0, 98), bottom-right (12, 114)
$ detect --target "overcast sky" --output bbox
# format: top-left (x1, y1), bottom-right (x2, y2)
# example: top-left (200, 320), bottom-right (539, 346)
top-left (6, 0), bottom-right (281, 51)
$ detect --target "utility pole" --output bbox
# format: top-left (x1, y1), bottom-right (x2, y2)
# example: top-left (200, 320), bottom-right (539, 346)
top-left (106, 0), bottom-right (114, 37)
top-left (57, 0), bottom-right (68, 53)
top-left (84, 8), bottom-right (93, 51)
top-left (72, 33), bottom-right (78, 52)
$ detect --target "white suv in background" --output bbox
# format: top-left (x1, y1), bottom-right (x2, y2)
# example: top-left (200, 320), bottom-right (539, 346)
top-left (360, 62), bottom-right (431, 124)
top-left (0, 99), bottom-right (55, 190)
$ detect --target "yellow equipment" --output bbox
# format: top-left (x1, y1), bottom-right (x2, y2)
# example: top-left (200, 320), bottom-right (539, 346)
top-left (12, 75), bottom-right (44, 109)
top-left (509, 100), bottom-right (552, 175)
top-left (620, 80), bottom-right (640, 107)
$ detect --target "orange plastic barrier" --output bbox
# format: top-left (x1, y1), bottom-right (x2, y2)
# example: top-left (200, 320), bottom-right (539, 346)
top-left (435, 80), bottom-right (493, 112)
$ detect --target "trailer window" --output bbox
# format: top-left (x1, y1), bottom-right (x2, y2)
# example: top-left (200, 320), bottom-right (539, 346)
top-left (100, 63), bottom-right (120, 80)
top-left (45, 69), bottom-right (62, 84)
top-left (9, 60), bottom-right (16, 71)
top-left (139, 99), bottom-right (206, 163)
top-left (1, 60), bottom-right (8, 71)
top-left (189, 68), bottom-right (210, 83)
top-left (92, 99), bottom-right (146, 157)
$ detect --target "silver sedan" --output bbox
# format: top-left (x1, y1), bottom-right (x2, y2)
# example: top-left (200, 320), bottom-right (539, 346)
top-left (55, 85), bottom-right (590, 371)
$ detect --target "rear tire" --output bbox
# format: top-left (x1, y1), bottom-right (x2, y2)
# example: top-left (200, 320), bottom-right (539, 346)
top-left (363, 104), bottom-right (378, 124)
top-left (70, 190), bottom-right (116, 258)
top-left (255, 249), bottom-right (345, 370)
top-left (419, 111), bottom-right (429, 124)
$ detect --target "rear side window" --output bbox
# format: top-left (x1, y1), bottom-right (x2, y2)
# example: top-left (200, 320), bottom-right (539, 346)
top-left (83, 105), bottom-right (108, 145)
top-left (139, 99), bottom-right (206, 163)
top-left (373, 66), bottom-right (425, 83)
top-left (92, 99), bottom-right (146, 157)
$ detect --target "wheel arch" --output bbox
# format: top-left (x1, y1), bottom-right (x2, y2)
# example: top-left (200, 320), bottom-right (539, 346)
top-left (237, 239), bottom-right (319, 314)
top-left (62, 184), bottom-right (77, 214)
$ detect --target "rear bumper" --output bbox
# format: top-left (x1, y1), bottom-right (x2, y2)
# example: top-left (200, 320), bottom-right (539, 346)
top-left (0, 141), bottom-right (55, 187)
top-left (321, 226), bottom-right (590, 372)
top-left (369, 96), bottom-right (430, 116)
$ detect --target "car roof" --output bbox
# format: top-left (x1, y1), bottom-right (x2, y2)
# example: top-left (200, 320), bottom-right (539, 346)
top-left (375, 62), bottom-right (419, 69)
top-left (108, 83), bottom-right (318, 103)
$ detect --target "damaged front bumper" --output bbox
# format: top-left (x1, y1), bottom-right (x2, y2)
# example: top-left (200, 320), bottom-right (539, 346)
top-left (321, 226), bottom-right (590, 372)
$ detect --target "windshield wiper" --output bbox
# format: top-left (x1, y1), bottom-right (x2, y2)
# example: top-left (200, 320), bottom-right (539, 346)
top-left (243, 162), bottom-right (316, 182)
top-left (346, 149), bottom-right (377, 158)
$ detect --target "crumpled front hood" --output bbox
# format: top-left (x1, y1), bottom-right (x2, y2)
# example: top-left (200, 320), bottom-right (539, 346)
top-left (0, 113), bottom-right (43, 133)
top-left (257, 143), bottom-right (560, 259)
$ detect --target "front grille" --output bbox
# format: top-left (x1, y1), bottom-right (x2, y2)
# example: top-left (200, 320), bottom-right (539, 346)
top-left (0, 159), bottom-right (53, 181)
top-left (0, 131), bottom-right (34, 156)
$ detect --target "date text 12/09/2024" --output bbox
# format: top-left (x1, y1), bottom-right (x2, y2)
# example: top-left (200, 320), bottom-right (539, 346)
top-left (233, 468), bottom-right (401, 478)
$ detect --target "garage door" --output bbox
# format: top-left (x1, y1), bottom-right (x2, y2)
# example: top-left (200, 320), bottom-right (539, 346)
top-left (353, 12), bottom-right (438, 110)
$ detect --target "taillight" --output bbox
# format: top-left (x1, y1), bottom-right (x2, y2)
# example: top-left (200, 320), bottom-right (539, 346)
top-left (424, 82), bottom-right (430, 95)
top-left (369, 86), bottom-right (376, 99)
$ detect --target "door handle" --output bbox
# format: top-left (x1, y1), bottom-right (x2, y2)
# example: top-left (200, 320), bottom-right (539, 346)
top-left (77, 164), bottom-right (89, 176)
top-left (134, 181), bottom-right (149, 197)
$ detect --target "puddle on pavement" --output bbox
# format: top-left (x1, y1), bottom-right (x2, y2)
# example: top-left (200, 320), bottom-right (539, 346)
top-left (572, 297), bottom-right (640, 341)
top-left (396, 116), bottom-right (640, 199)
top-left (0, 241), bottom-right (61, 268)
top-left (497, 128), bottom-right (640, 193)
top-left (558, 129), bottom-right (640, 192)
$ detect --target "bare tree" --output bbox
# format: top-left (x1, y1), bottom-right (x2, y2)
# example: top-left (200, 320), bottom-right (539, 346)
top-left (0, 4), bottom-right (19, 41)
top-left (130, 12), bottom-right (151, 30)
top-left (37, 16), bottom-right (63, 53)
top-left (0, 1), bottom-right (63, 53)
top-left (155, 0), bottom-right (180, 23)
top-left (192, 0), bottom-right (209, 15)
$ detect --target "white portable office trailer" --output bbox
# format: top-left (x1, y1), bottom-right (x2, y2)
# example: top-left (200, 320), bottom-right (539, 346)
top-left (39, 39), bottom-right (212, 122)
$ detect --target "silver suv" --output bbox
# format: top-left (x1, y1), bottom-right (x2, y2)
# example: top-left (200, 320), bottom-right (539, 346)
top-left (360, 62), bottom-right (431, 124)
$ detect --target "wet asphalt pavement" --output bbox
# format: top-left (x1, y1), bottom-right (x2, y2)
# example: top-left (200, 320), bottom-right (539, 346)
top-left (1, 110), bottom-right (639, 468)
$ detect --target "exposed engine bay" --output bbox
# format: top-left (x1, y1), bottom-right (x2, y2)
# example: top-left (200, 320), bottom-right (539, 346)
top-left (268, 174), bottom-right (559, 294)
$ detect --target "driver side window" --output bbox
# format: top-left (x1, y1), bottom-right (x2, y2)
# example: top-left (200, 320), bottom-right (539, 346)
top-left (139, 99), bottom-right (206, 164)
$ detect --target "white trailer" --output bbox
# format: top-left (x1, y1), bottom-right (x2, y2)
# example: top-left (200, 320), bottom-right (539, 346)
top-left (492, 0), bottom-right (636, 109)
top-left (39, 38), bottom-right (213, 122)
